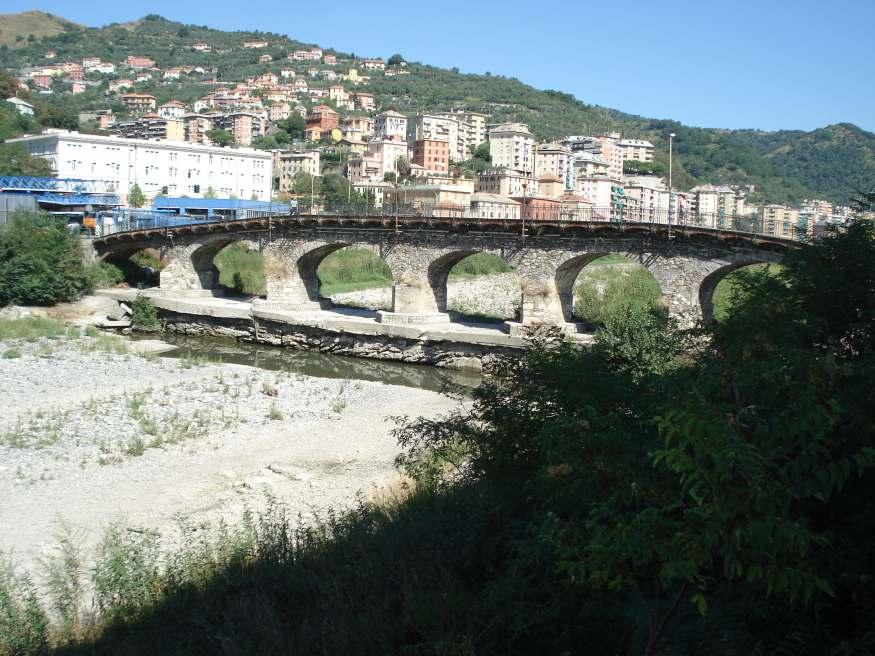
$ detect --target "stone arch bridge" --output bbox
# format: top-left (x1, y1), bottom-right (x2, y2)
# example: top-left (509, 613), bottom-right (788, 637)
top-left (93, 215), bottom-right (792, 328)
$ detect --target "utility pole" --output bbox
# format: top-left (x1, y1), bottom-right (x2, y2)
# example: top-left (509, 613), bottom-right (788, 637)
top-left (668, 132), bottom-right (675, 238)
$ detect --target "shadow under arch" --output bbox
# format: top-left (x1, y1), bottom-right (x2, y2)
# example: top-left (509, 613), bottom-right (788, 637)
top-left (698, 260), bottom-right (776, 323)
top-left (425, 250), bottom-right (519, 321)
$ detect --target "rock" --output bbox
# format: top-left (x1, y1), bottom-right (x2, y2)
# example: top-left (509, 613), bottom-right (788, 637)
top-left (106, 301), bottom-right (127, 321)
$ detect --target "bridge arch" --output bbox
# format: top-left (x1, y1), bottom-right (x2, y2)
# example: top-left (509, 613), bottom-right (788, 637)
top-left (425, 250), bottom-right (519, 322)
top-left (698, 261), bottom-right (780, 323)
top-left (174, 237), bottom-right (261, 295)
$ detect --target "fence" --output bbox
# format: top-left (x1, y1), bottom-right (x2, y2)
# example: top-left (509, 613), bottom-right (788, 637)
top-left (94, 203), bottom-right (808, 241)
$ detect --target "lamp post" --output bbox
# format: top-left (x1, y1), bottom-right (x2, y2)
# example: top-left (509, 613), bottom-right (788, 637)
top-left (521, 180), bottom-right (528, 242)
top-left (668, 132), bottom-right (675, 237)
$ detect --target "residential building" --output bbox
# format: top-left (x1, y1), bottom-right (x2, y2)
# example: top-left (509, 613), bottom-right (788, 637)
top-left (323, 54), bottom-right (337, 65)
top-left (572, 151), bottom-right (611, 179)
top-left (617, 138), bottom-right (655, 163)
top-left (488, 123), bottom-right (535, 175)
top-left (163, 68), bottom-right (183, 80)
top-left (269, 102), bottom-right (292, 122)
top-left (280, 68), bottom-right (296, 79)
top-left (121, 93), bottom-right (157, 113)
top-left (407, 113), bottom-right (464, 162)
top-left (305, 104), bottom-right (339, 140)
top-left (689, 184), bottom-right (747, 222)
top-left (576, 175), bottom-right (623, 208)
top-left (192, 42), bottom-right (211, 52)
top-left (469, 192), bottom-right (520, 220)
top-left (183, 113), bottom-right (214, 144)
top-left (158, 100), bottom-right (186, 120)
top-left (361, 58), bottom-right (386, 70)
top-left (243, 40), bottom-right (269, 49)
top-left (342, 115), bottom-right (374, 140)
top-left (258, 54), bottom-right (273, 63)
top-left (512, 195), bottom-right (561, 220)
top-left (352, 181), bottom-right (392, 208)
top-left (273, 149), bottom-right (321, 193)
top-left (435, 111), bottom-right (489, 152)
top-left (210, 112), bottom-right (266, 146)
top-left (537, 174), bottom-right (565, 199)
top-left (5, 97), bottom-right (34, 116)
top-left (6, 129), bottom-right (272, 201)
top-left (535, 142), bottom-right (573, 188)
top-left (623, 176), bottom-right (669, 219)
top-left (476, 168), bottom-right (538, 197)
top-left (70, 82), bottom-right (87, 94)
top-left (78, 109), bottom-right (114, 129)
top-left (412, 139), bottom-right (450, 174)
top-left (564, 134), bottom-right (624, 179)
top-left (110, 115), bottom-right (185, 141)
top-left (125, 55), bottom-right (155, 69)
top-left (760, 204), bottom-right (801, 237)
top-left (354, 92), bottom-right (375, 112)
top-left (384, 183), bottom-right (472, 216)
top-left (374, 110), bottom-right (407, 141)
top-left (348, 138), bottom-right (409, 182)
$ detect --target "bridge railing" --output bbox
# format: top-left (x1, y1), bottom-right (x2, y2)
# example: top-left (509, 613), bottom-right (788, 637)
top-left (94, 202), bottom-right (810, 242)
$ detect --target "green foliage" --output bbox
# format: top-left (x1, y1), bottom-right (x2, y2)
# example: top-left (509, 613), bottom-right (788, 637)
top-left (0, 211), bottom-right (88, 306)
top-left (0, 316), bottom-right (65, 340)
top-left (127, 184), bottom-right (145, 209)
top-left (623, 159), bottom-right (666, 176)
top-left (387, 53), bottom-right (405, 66)
top-left (213, 242), bottom-right (265, 296)
top-left (0, 560), bottom-right (49, 656)
top-left (206, 128), bottom-right (233, 147)
top-left (130, 293), bottom-right (158, 329)
top-left (448, 252), bottom-right (511, 278)
top-left (317, 247), bottom-right (391, 295)
top-left (0, 143), bottom-right (55, 176)
top-left (84, 261), bottom-right (125, 290)
top-left (573, 259), bottom-right (662, 326)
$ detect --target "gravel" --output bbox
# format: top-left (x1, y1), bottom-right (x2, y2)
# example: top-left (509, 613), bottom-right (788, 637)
top-left (0, 332), bottom-right (459, 578)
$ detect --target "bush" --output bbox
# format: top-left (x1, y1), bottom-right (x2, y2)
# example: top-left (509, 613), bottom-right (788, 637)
top-left (131, 293), bottom-right (159, 330)
top-left (0, 561), bottom-right (49, 656)
top-left (0, 211), bottom-right (88, 306)
top-left (84, 262), bottom-right (125, 291)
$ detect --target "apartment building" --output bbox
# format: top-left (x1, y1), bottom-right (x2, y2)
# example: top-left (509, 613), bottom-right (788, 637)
top-left (488, 123), bottom-right (535, 175)
top-left (306, 104), bottom-right (339, 131)
top-left (273, 149), bottom-right (321, 192)
top-left (269, 102), bottom-right (292, 122)
top-left (210, 112), bottom-right (266, 146)
top-left (183, 114), bottom-right (214, 144)
top-left (476, 168), bottom-right (538, 197)
top-left (6, 129), bottom-right (272, 201)
top-left (158, 100), bottom-right (186, 120)
top-left (120, 93), bottom-right (157, 113)
top-left (354, 92), bottom-right (375, 112)
top-left (617, 138), bottom-right (655, 163)
top-left (760, 204), bottom-right (801, 237)
top-left (572, 151), bottom-right (611, 179)
top-left (374, 110), bottom-right (407, 141)
top-left (407, 114), bottom-right (467, 161)
top-left (348, 138), bottom-right (409, 182)
top-left (125, 55), bottom-right (156, 69)
top-left (564, 134), bottom-right (624, 179)
top-left (436, 111), bottom-right (489, 150)
top-left (412, 139), bottom-right (450, 174)
top-left (576, 176), bottom-right (623, 207)
top-left (469, 192), bottom-right (520, 220)
top-left (689, 184), bottom-right (747, 221)
top-left (342, 115), bottom-right (374, 141)
top-left (109, 115), bottom-right (185, 141)
top-left (535, 142), bottom-right (572, 188)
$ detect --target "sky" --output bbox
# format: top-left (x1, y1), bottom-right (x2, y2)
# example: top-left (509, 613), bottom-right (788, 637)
top-left (5, 0), bottom-right (875, 132)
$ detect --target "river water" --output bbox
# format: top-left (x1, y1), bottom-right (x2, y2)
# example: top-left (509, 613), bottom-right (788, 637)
top-left (148, 333), bottom-right (482, 393)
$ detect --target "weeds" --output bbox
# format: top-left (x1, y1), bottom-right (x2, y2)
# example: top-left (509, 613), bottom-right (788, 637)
top-left (1, 348), bottom-right (21, 359)
top-left (0, 317), bottom-right (66, 340)
top-left (268, 402), bottom-right (284, 421)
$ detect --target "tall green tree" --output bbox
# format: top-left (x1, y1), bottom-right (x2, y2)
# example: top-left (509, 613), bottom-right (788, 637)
top-left (127, 184), bottom-right (145, 208)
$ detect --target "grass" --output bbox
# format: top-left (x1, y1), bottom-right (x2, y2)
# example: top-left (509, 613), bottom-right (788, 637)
top-left (573, 260), bottom-right (663, 326)
top-left (0, 317), bottom-right (66, 340)
top-left (711, 263), bottom-right (784, 321)
top-left (214, 242), bottom-right (266, 296)
top-left (2, 348), bottom-right (21, 359)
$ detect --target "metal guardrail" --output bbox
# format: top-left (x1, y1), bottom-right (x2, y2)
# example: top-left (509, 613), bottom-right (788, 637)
top-left (95, 203), bottom-right (809, 242)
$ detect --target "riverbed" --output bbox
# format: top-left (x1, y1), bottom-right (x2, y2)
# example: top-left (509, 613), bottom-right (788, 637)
top-left (0, 328), bottom-right (464, 580)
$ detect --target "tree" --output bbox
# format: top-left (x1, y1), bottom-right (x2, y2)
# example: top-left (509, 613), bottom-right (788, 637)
top-left (206, 128), bottom-right (234, 147)
top-left (0, 144), bottom-right (54, 177)
top-left (395, 155), bottom-right (412, 182)
top-left (387, 53), bottom-right (405, 66)
top-left (0, 210), bottom-right (89, 306)
top-left (127, 184), bottom-right (145, 208)
top-left (204, 186), bottom-right (218, 199)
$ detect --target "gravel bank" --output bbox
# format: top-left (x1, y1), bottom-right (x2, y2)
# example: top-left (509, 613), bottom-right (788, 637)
top-left (0, 332), bottom-right (459, 577)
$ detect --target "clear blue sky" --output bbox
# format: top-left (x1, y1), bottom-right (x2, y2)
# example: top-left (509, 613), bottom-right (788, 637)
top-left (6, 0), bottom-right (875, 132)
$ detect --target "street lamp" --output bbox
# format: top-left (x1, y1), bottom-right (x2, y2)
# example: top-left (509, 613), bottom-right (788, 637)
top-left (521, 180), bottom-right (528, 242)
top-left (668, 132), bottom-right (676, 237)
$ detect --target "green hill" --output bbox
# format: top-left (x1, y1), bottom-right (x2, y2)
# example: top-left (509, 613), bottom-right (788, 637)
top-left (0, 10), bottom-right (81, 48)
top-left (0, 12), bottom-right (873, 204)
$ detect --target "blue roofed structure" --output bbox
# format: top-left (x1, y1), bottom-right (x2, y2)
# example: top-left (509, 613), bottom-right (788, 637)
top-left (0, 175), bottom-right (121, 223)
top-left (152, 196), bottom-right (295, 220)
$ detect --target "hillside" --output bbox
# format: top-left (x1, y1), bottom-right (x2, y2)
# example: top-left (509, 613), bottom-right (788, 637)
top-left (0, 10), bottom-right (80, 48)
top-left (1, 12), bottom-right (873, 204)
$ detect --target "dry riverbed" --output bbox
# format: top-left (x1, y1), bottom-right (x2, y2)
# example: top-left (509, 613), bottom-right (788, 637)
top-left (0, 329), bottom-right (459, 579)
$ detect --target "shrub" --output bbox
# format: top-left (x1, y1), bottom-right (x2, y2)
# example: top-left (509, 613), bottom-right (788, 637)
top-left (0, 210), bottom-right (89, 306)
top-left (84, 262), bottom-right (125, 291)
top-left (131, 293), bottom-right (159, 330)
top-left (0, 560), bottom-right (49, 656)
top-left (1, 348), bottom-right (21, 359)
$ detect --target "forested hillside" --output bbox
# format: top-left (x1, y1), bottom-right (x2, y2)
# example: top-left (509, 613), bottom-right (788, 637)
top-left (1, 13), bottom-right (873, 203)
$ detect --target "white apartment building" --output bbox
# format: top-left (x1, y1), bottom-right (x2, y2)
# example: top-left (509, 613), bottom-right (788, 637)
top-left (273, 149), bottom-right (321, 193)
top-left (434, 111), bottom-right (490, 156)
top-left (564, 134), bottom-right (624, 179)
top-left (623, 176), bottom-right (669, 217)
top-left (576, 176), bottom-right (622, 207)
top-left (469, 192), bottom-right (520, 220)
top-left (572, 152), bottom-right (611, 180)
top-left (617, 138), bottom-right (655, 163)
top-left (535, 142), bottom-right (573, 189)
top-left (488, 123), bottom-right (535, 175)
top-left (347, 138), bottom-right (410, 182)
top-left (689, 184), bottom-right (747, 220)
top-left (7, 130), bottom-right (272, 202)
top-left (373, 110), bottom-right (408, 141)
top-left (476, 168), bottom-right (538, 197)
